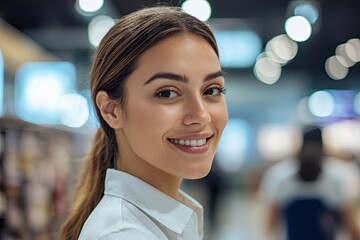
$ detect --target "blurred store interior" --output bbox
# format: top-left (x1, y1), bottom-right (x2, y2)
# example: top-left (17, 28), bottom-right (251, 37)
top-left (0, 0), bottom-right (359, 239)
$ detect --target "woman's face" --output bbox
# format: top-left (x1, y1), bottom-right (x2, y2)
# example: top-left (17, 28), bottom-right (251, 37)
top-left (115, 34), bottom-right (228, 181)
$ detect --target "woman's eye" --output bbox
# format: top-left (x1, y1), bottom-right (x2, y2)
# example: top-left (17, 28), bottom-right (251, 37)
top-left (204, 87), bottom-right (226, 96)
top-left (156, 89), bottom-right (179, 99)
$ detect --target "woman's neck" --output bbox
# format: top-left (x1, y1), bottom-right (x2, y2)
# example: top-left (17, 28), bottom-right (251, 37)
top-left (117, 157), bottom-right (182, 199)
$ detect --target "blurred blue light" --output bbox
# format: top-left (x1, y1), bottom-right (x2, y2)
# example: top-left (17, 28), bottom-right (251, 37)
top-left (309, 90), bottom-right (357, 123)
top-left (214, 31), bottom-right (262, 68)
top-left (355, 92), bottom-right (360, 115)
top-left (216, 118), bottom-right (252, 172)
top-left (294, 3), bottom-right (319, 25)
top-left (330, 90), bottom-right (357, 119)
top-left (15, 62), bottom-right (76, 124)
top-left (308, 90), bottom-right (335, 117)
top-left (0, 50), bottom-right (3, 116)
top-left (81, 89), bottom-right (99, 128)
top-left (59, 93), bottom-right (89, 128)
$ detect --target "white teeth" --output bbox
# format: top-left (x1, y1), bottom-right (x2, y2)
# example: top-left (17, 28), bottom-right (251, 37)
top-left (170, 138), bottom-right (207, 147)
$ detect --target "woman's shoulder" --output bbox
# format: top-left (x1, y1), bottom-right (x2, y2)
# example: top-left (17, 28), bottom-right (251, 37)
top-left (78, 196), bottom-right (168, 240)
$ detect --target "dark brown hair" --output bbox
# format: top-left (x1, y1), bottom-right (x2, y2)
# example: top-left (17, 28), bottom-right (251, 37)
top-left (298, 126), bottom-right (324, 181)
top-left (60, 6), bottom-right (218, 240)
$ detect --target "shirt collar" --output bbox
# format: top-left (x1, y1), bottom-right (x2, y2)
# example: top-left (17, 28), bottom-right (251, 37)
top-left (104, 168), bottom-right (203, 235)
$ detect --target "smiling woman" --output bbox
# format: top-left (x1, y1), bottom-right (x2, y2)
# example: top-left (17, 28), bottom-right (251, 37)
top-left (60, 6), bottom-right (228, 240)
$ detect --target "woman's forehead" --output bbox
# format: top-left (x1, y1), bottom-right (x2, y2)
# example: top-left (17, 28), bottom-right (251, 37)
top-left (137, 34), bottom-right (218, 68)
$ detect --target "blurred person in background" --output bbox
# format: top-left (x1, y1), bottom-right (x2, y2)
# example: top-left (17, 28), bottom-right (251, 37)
top-left (60, 6), bottom-right (228, 240)
top-left (264, 126), bottom-right (360, 240)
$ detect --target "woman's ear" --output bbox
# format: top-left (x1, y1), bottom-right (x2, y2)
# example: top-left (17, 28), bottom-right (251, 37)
top-left (96, 91), bottom-right (124, 129)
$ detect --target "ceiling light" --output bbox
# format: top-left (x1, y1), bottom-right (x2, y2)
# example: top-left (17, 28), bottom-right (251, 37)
top-left (285, 16), bottom-right (312, 42)
top-left (88, 15), bottom-right (115, 47)
top-left (325, 56), bottom-right (349, 80)
top-left (254, 53), bottom-right (281, 84)
top-left (78, 0), bottom-right (104, 13)
top-left (181, 0), bottom-right (212, 21)
top-left (266, 34), bottom-right (298, 65)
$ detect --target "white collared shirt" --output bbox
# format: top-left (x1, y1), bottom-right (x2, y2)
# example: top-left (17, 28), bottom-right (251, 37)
top-left (78, 169), bottom-right (204, 240)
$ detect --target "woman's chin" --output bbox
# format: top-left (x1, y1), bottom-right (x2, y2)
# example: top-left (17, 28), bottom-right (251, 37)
top-left (181, 165), bottom-right (212, 180)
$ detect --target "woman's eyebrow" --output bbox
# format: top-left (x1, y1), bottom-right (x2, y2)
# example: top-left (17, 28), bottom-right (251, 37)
top-left (143, 70), bottom-right (224, 85)
top-left (204, 70), bottom-right (224, 81)
top-left (144, 72), bottom-right (188, 84)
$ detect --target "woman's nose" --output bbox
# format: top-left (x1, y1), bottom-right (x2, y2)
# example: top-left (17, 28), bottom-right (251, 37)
top-left (183, 97), bottom-right (211, 126)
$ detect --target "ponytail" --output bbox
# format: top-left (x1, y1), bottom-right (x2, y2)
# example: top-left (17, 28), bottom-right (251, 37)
top-left (59, 127), bottom-right (117, 240)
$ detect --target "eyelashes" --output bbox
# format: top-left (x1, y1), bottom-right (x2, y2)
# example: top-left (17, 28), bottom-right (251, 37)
top-left (155, 86), bottom-right (226, 100)
top-left (204, 87), bottom-right (227, 96)
top-left (155, 88), bottom-right (179, 100)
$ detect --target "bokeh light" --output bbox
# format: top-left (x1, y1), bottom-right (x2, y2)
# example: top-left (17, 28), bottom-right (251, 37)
top-left (323, 120), bottom-right (360, 153)
top-left (325, 55), bottom-right (349, 80)
top-left (285, 16), bottom-right (312, 42)
top-left (59, 93), bottom-right (90, 128)
top-left (346, 38), bottom-right (360, 62)
top-left (216, 119), bottom-right (251, 173)
top-left (15, 62), bottom-right (77, 124)
top-left (254, 53), bottom-right (281, 84)
top-left (296, 97), bottom-right (315, 124)
top-left (335, 44), bottom-right (356, 67)
top-left (355, 92), bottom-right (360, 115)
top-left (257, 125), bottom-right (301, 161)
top-left (88, 15), bottom-right (115, 47)
top-left (308, 90), bottom-right (335, 117)
top-left (214, 30), bottom-right (262, 68)
top-left (265, 34), bottom-right (298, 65)
top-left (78, 0), bottom-right (104, 13)
top-left (181, 0), bottom-right (212, 21)
top-left (294, 3), bottom-right (319, 24)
